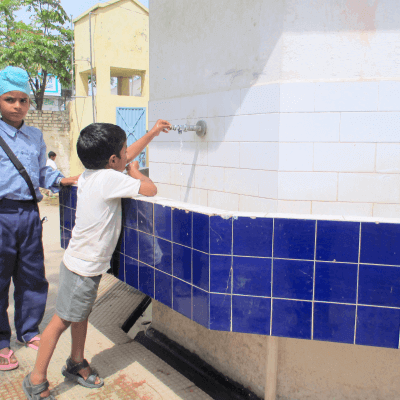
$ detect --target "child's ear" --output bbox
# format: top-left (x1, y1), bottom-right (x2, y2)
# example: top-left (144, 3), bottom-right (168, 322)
top-left (106, 154), bottom-right (116, 168)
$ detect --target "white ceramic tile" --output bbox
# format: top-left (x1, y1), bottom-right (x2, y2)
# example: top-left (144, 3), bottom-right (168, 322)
top-left (239, 142), bottom-right (279, 170)
top-left (312, 201), bottom-right (372, 217)
top-left (194, 166), bottom-right (224, 190)
top-left (314, 143), bottom-right (375, 172)
top-left (373, 203), bottom-right (400, 218)
top-left (338, 173), bottom-right (400, 203)
top-left (208, 142), bottom-right (240, 168)
top-left (279, 143), bottom-right (313, 171)
top-left (277, 200), bottom-right (312, 214)
top-left (279, 113), bottom-right (340, 142)
top-left (340, 112), bottom-right (400, 142)
top-left (207, 89), bottom-right (241, 117)
top-left (149, 142), bottom-right (181, 164)
top-left (180, 94), bottom-right (208, 119)
top-left (170, 164), bottom-right (195, 187)
top-left (315, 82), bottom-right (378, 112)
top-left (280, 83), bottom-right (315, 112)
top-left (148, 98), bottom-right (182, 121)
top-left (379, 81), bottom-right (400, 111)
top-left (180, 187), bottom-right (208, 206)
top-left (225, 115), bottom-right (263, 142)
top-left (376, 144), bottom-right (400, 173)
top-left (240, 84), bottom-right (280, 115)
top-left (278, 172), bottom-right (337, 201)
top-left (155, 183), bottom-right (181, 201)
top-left (224, 168), bottom-right (259, 196)
top-left (149, 162), bottom-right (171, 184)
top-left (178, 141), bottom-right (208, 165)
top-left (258, 113), bottom-right (280, 142)
top-left (208, 190), bottom-right (239, 211)
top-left (258, 171), bottom-right (278, 199)
top-left (238, 196), bottom-right (277, 213)
top-left (201, 117), bottom-right (225, 142)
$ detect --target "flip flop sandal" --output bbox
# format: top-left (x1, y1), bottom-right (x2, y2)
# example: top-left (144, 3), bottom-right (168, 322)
top-left (0, 349), bottom-right (19, 371)
top-left (61, 357), bottom-right (104, 389)
top-left (17, 336), bottom-right (41, 351)
top-left (22, 373), bottom-right (55, 399)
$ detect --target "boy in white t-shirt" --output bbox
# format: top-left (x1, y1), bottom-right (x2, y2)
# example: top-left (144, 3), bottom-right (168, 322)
top-left (23, 120), bottom-right (170, 399)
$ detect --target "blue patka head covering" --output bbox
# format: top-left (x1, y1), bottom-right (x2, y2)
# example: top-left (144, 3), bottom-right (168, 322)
top-left (0, 66), bottom-right (31, 96)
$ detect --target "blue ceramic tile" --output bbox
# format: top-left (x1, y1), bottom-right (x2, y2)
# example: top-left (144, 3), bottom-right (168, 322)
top-left (172, 209), bottom-right (192, 247)
top-left (233, 217), bottom-right (273, 257)
top-left (272, 299), bottom-right (312, 340)
top-left (193, 213), bottom-right (209, 253)
top-left (154, 238), bottom-right (172, 274)
top-left (316, 220), bottom-right (359, 263)
top-left (155, 270), bottom-right (172, 308)
top-left (274, 219), bottom-right (315, 260)
top-left (193, 250), bottom-right (209, 291)
top-left (232, 296), bottom-right (270, 335)
top-left (125, 227), bottom-right (138, 260)
top-left (193, 287), bottom-right (209, 328)
top-left (115, 229), bottom-right (125, 254)
top-left (117, 252), bottom-right (125, 281)
top-left (154, 204), bottom-right (171, 241)
top-left (122, 198), bottom-right (138, 230)
top-left (125, 256), bottom-right (138, 289)
top-left (314, 262), bottom-right (357, 304)
top-left (173, 278), bottom-right (192, 319)
top-left (273, 259), bottom-right (313, 300)
top-left (313, 302), bottom-right (356, 344)
top-left (173, 243), bottom-right (191, 283)
top-left (71, 186), bottom-right (77, 209)
top-left (139, 263), bottom-right (154, 297)
top-left (64, 229), bottom-right (71, 249)
top-left (139, 231), bottom-right (154, 266)
top-left (138, 200), bottom-right (153, 234)
top-left (71, 209), bottom-right (76, 229)
top-left (60, 228), bottom-right (65, 249)
top-left (359, 264), bottom-right (400, 308)
top-left (356, 306), bottom-right (400, 348)
top-left (210, 216), bottom-right (232, 255)
top-left (64, 207), bottom-right (72, 230)
top-left (233, 257), bottom-right (271, 297)
top-left (361, 222), bottom-right (400, 266)
top-left (61, 187), bottom-right (71, 208)
top-left (210, 293), bottom-right (231, 331)
top-left (59, 205), bottom-right (64, 228)
top-left (59, 187), bottom-right (65, 205)
top-left (210, 255), bottom-right (232, 293)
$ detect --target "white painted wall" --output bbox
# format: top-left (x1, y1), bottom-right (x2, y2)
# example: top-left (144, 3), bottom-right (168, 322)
top-left (148, 0), bottom-right (400, 218)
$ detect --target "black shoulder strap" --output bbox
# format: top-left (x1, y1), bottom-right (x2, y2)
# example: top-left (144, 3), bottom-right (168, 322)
top-left (0, 135), bottom-right (38, 203)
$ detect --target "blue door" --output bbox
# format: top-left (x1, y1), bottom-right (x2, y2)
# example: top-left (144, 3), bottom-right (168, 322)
top-left (116, 107), bottom-right (147, 168)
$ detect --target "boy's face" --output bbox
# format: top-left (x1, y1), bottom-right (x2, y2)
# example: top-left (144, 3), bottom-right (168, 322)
top-left (0, 91), bottom-right (30, 128)
top-left (110, 141), bottom-right (128, 172)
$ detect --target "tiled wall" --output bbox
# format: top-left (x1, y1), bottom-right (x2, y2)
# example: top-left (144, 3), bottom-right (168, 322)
top-left (60, 186), bottom-right (400, 349)
top-left (148, 81), bottom-right (400, 218)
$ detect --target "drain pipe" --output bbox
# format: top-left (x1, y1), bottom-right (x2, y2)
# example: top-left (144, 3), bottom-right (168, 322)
top-left (89, 11), bottom-right (96, 123)
top-left (265, 336), bottom-right (279, 400)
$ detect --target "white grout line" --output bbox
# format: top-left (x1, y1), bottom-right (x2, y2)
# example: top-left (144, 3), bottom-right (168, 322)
top-left (354, 222), bottom-right (362, 345)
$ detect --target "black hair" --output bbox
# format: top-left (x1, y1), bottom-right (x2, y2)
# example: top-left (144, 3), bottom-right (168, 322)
top-left (48, 151), bottom-right (56, 158)
top-left (77, 123), bottom-right (127, 169)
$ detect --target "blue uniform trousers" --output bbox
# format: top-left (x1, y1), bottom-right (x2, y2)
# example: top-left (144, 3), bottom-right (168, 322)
top-left (0, 199), bottom-right (48, 349)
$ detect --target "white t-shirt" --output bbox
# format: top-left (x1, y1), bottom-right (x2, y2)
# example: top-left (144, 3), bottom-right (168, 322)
top-left (46, 159), bottom-right (57, 170)
top-left (63, 169), bottom-right (141, 276)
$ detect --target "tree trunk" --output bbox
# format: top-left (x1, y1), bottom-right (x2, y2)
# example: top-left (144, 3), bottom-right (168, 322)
top-left (34, 71), bottom-right (48, 111)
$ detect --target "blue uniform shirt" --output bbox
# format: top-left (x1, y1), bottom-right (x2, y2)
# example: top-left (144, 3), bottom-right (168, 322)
top-left (0, 119), bottom-right (64, 201)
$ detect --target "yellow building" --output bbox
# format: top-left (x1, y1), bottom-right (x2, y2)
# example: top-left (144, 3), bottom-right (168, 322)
top-left (70, 0), bottom-right (149, 175)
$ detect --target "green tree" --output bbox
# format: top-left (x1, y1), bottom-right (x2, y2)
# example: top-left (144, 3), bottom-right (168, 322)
top-left (0, 0), bottom-right (73, 110)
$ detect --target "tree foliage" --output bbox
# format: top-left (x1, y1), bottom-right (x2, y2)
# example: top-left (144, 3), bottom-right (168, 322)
top-left (0, 0), bottom-right (73, 110)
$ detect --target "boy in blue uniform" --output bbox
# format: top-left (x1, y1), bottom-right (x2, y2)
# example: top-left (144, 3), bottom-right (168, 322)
top-left (0, 66), bottom-right (78, 371)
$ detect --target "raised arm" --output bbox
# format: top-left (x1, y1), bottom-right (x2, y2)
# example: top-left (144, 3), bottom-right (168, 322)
top-left (126, 119), bottom-right (171, 163)
top-left (126, 161), bottom-right (157, 197)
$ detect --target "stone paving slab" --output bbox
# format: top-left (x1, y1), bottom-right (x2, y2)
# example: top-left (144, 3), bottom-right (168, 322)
top-left (0, 202), bottom-right (212, 400)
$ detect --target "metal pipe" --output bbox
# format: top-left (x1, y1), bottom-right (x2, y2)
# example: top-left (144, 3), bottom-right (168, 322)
top-left (169, 120), bottom-right (207, 137)
top-left (89, 11), bottom-right (96, 123)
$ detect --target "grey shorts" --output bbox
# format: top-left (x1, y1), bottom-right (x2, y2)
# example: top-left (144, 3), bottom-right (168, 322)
top-left (55, 261), bottom-right (102, 323)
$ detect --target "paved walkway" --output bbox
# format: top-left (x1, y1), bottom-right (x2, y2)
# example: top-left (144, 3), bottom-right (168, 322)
top-left (1, 199), bottom-right (212, 400)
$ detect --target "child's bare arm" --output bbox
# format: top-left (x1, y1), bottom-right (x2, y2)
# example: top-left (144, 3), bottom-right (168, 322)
top-left (126, 119), bottom-right (171, 163)
top-left (126, 162), bottom-right (157, 197)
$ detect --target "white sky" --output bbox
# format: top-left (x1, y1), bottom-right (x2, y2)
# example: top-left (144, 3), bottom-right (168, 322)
top-left (16, 0), bottom-right (149, 24)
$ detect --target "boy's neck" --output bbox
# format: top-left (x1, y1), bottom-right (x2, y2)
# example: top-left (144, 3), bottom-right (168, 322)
top-left (1, 117), bottom-right (24, 130)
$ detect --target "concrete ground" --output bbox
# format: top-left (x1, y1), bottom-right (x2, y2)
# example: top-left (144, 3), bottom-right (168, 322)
top-left (1, 199), bottom-right (212, 400)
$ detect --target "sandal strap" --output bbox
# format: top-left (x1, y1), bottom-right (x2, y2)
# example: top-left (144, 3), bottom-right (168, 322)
top-left (84, 373), bottom-right (98, 385)
top-left (66, 357), bottom-right (89, 376)
top-left (31, 379), bottom-right (50, 396)
top-left (0, 349), bottom-right (14, 361)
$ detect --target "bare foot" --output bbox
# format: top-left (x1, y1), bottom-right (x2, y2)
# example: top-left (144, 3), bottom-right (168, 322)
top-left (0, 347), bottom-right (17, 366)
top-left (25, 335), bottom-right (41, 350)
